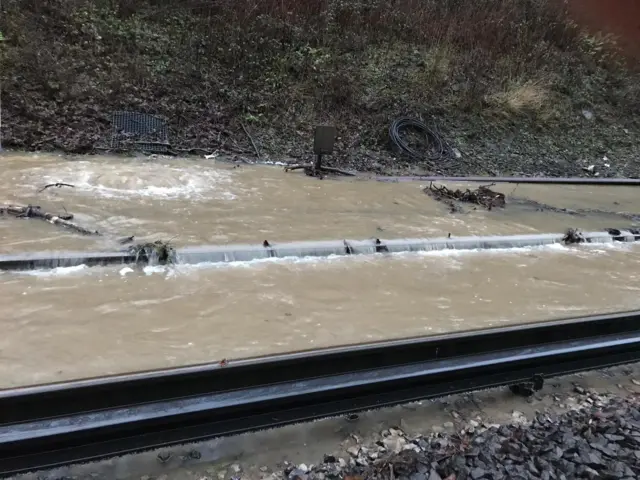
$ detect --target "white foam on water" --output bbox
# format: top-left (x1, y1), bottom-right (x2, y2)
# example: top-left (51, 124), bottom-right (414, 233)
top-left (12, 264), bottom-right (89, 278)
top-left (119, 267), bottom-right (135, 276)
top-left (17, 161), bottom-right (239, 201)
top-left (3, 240), bottom-right (637, 279)
top-left (131, 241), bottom-right (634, 277)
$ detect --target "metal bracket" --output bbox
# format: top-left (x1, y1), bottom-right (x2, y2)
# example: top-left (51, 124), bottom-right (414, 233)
top-left (375, 238), bottom-right (389, 253)
top-left (262, 240), bottom-right (275, 258)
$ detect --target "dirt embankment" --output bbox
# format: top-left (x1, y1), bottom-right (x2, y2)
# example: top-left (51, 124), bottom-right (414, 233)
top-left (567, 0), bottom-right (640, 62)
top-left (0, 0), bottom-right (639, 177)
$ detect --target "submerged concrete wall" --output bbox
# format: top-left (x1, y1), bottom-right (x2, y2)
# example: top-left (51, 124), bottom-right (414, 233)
top-left (0, 230), bottom-right (636, 272)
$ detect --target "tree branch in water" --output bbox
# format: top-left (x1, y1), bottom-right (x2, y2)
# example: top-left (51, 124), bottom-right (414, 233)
top-left (0, 204), bottom-right (100, 236)
top-left (37, 182), bottom-right (75, 193)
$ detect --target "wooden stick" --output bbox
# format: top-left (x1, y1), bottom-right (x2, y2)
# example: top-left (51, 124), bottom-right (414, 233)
top-left (1, 204), bottom-right (100, 236)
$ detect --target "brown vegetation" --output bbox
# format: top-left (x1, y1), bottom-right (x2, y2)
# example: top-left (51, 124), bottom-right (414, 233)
top-left (1, 0), bottom-right (639, 175)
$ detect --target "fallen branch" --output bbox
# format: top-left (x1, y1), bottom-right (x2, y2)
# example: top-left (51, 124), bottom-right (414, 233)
top-left (37, 182), bottom-right (75, 193)
top-left (0, 204), bottom-right (100, 236)
top-left (240, 122), bottom-right (261, 160)
top-left (118, 235), bottom-right (135, 245)
top-left (424, 182), bottom-right (505, 211)
top-left (562, 228), bottom-right (585, 245)
top-left (128, 240), bottom-right (176, 265)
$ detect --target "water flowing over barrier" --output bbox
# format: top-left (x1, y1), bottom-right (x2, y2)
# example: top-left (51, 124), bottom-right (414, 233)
top-left (1, 229), bottom-right (638, 271)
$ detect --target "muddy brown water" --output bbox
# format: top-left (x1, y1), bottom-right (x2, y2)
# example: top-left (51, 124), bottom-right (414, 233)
top-left (1, 153), bottom-right (640, 388)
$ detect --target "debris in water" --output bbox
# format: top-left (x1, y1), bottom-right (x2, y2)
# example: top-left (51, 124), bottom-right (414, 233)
top-left (128, 240), bottom-right (176, 265)
top-left (424, 182), bottom-right (505, 211)
top-left (37, 182), bottom-right (75, 193)
top-left (562, 228), bottom-right (585, 244)
top-left (118, 235), bottom-right (135, 245)
top-left (0, 203), bottom-right (100, 235)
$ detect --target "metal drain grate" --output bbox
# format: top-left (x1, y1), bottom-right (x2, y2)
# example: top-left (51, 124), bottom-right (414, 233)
top-left (110, 111), bottom-right (170, 153)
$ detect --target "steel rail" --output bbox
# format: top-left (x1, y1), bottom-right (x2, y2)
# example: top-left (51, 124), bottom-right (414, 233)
top-left (1, 311), bottom-right (640, 475)
top-left (375, 175), bottom-right (640, 185)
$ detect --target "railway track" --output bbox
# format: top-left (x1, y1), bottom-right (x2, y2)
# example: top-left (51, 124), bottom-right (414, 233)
top-left (1, 310), bottom-right (640, 476)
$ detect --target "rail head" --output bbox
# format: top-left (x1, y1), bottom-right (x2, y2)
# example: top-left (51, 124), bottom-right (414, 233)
top-left (1, 310), bottom-right (640, 425)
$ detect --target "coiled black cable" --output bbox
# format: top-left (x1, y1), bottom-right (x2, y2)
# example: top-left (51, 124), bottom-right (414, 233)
top-left (388, 117), bottom-right (448, 163)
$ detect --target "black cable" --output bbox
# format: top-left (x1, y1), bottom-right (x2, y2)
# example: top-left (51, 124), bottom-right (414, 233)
top-left (388, 117), bottom-right (448, 163)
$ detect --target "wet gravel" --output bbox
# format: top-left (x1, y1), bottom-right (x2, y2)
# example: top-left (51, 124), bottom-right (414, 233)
top-left (263, 391), bottom-right (640, 480)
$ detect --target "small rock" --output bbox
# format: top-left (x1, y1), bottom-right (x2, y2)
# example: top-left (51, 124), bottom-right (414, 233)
top-left (574, 386), bottom-right (586, 395)
top-left (470, 467), bottom-right (486, 479)
top-left (230, 464), bottom-right (242, 474)
top-left (428, 470), bottom-right (442, 480)
top-left (582, 109), bottom-right (594, 120)
top-left (432, 425), bottom-right (445, 434)
top-left (443, 422), bottom-right (455, 429)
top-left (297, 464), bottom-right (309, 473)
top-left (157, 452), bottom-right (172, 463)
top-left (383, 435), bottom-right (407, 453)
top-left (260, 466), bottom-right (269, 472)
top-left (346, 446), bottom-right (360, 457)
top-left (288, 469), bottom-right (308, 480)
top-left (217, 470), bottom-right (227, 480)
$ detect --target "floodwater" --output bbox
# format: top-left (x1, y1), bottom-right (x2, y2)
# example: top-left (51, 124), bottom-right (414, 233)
top-left (1, 152), bottom-right (640, 388)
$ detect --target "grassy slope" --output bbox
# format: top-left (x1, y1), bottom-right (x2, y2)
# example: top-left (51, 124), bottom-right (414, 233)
top-left (1, 0), bottom-right (639, 176)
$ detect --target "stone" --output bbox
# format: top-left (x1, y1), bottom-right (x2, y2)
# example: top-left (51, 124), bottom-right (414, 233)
top-left (582, 109), bottom-right (594, 120)
top-left (383, 435), bottom-right (407, 453)
top-left (428, 470), bottom-right (442, 480)
top-left (288, 469), bottom-right (308, 480)
top-left (230, 464), bottom-right (242, 474)
top-left (346, 446), bottom-right (360, 457)
top-left (470, 467), bottom-right (486, 479)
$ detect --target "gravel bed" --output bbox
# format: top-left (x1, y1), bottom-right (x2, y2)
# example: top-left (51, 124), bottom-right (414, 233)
top-left (267, 391), bottom-right (640, 480)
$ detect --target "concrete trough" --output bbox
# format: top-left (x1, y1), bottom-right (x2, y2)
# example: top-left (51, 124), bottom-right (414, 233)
top-left (0, 230), bottom-right (632, 272)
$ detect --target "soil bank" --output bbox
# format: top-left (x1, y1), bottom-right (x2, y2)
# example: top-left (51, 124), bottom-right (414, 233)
top-left (1, 0), bottom-right (639, 177)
